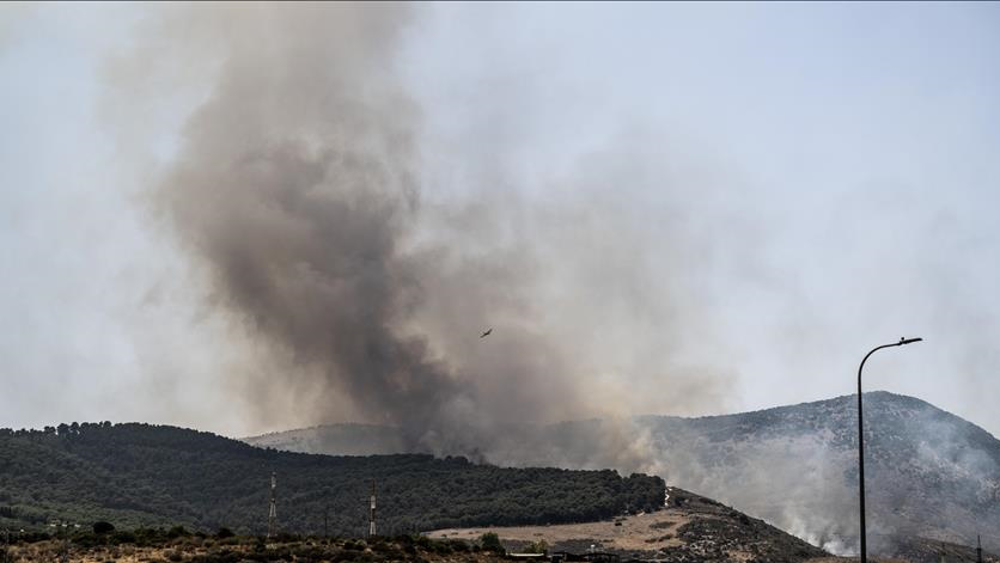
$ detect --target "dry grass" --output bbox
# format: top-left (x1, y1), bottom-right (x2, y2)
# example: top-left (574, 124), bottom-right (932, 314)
top-left (2, 538), bottom-right (509, 563)
top-left (430, 510), bottom-right (691, 553)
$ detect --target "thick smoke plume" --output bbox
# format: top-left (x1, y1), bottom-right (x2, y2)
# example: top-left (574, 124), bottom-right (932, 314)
top-left (117, 4), bottom-right (740, 456)
top-left (148, 4), bottom-right (485, 451)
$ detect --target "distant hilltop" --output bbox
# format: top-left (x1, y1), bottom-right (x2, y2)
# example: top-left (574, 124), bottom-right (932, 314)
top-left (247, 422), bottom-right (409, 457)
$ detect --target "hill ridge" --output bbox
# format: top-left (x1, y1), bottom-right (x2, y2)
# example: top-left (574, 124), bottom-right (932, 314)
top-left (0, 422), bottom-right (665, 536)
top-left (245, 391), bottom-right (1000, 559)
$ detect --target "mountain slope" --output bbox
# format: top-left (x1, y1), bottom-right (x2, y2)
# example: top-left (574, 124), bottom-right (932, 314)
top-left (246, 392), bottom-right (1000, 557)
top-left (0, 423), bottom-right (664, 536)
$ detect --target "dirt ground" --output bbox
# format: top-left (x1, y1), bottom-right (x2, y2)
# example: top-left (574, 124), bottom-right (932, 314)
top-left (429, 509), bottom-right (691, 553)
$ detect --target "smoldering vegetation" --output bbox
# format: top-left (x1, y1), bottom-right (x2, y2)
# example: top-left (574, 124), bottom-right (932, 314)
top-left (521, 395), bottom-right (1000, 558)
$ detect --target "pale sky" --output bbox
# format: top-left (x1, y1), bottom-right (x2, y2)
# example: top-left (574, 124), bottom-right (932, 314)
top-left (1, 2), bottom-right (999, 437)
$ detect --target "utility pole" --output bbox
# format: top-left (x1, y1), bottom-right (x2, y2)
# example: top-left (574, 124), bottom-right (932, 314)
top-left (368, 479), bottom-right (377, 538)
top-left (977, 535), bottom-right (983, 563)
top-left (60, 522), bottom-right (71, 563)
top-left (324, 507), bottom-right (329, 539)
top-left (267, 471), bottom-right (277, 539)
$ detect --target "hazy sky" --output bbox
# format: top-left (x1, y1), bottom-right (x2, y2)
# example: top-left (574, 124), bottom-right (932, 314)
top-left (1, 2), bottom-right (999, 438)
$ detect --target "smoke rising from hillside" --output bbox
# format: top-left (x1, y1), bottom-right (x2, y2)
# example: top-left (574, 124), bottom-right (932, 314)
top-left (120, 3), bottom-right (738, 453)
top-left (109, 9), bottom-right (1000, 555)
top-left (138, 4), bottom-right (481, 451)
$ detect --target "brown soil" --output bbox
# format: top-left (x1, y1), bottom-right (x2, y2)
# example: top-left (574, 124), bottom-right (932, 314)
top-left (429, 508), bottom-right (690, 554)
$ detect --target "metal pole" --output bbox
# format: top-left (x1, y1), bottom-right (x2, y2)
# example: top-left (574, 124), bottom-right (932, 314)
top-left (857, 337), bottom-right (922, 563)
top-left (369, 479), bottom-right (377, 538)
top-left (61, 523), bottom-right (70, 563)
top-left (268, 471), bottom-right (277, 540)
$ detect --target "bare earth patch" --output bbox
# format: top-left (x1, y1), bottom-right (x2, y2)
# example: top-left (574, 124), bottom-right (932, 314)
top-left (429, 509), bottom-right (690, 554)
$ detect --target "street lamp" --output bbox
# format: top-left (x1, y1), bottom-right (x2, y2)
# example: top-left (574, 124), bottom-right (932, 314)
top-left (857, 336), bottom-right (922, 562)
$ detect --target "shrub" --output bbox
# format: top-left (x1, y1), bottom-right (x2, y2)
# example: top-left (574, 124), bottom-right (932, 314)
top-left (526, 540), bottom-right (549, 554)
top-left (93, 521), bottom-right (116, 535)
top-left (479, 532), bottom-right (505, 555)
top-left (112, 530), bottom-right (137, 544)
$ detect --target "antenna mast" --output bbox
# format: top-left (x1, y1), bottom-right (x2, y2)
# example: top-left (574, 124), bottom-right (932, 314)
top-left (368, 479), bottom-right (377, 538)
top-left (267, 471), bottom-right (277, 539)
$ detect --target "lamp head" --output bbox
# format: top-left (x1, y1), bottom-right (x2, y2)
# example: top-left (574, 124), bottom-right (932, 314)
top-left (899, 337), bottom-right (923, 345)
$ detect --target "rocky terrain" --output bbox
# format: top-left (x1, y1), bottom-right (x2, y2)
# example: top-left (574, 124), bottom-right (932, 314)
top-left (246, 392), bottom-right (1000, 558)
top-left (877, 535), bottom-right (999, 563)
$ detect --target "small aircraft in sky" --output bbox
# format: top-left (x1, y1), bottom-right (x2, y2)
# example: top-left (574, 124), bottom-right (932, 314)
top-left (480, 328), bottom-right (492, 338)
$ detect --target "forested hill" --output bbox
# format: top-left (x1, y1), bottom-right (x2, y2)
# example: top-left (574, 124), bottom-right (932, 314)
top-left (0, 423), bottom-right (664, 536)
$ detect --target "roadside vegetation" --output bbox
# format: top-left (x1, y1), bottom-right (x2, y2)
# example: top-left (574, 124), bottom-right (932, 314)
top-left (0, 530), bottom-right (508, 563)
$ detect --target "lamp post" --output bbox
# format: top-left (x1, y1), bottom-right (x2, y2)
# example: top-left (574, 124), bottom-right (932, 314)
top-left (858, 336), bottom-right (922, 562)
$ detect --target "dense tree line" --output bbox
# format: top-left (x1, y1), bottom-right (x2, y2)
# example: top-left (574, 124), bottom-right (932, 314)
top-left (0, 423), bottom-right (664, 536)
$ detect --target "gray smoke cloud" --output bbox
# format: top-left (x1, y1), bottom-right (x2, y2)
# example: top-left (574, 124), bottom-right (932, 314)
top-left (115, 3), bottom-right (738, 454)
top-left (141, 4), bottom-right (480, 451)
